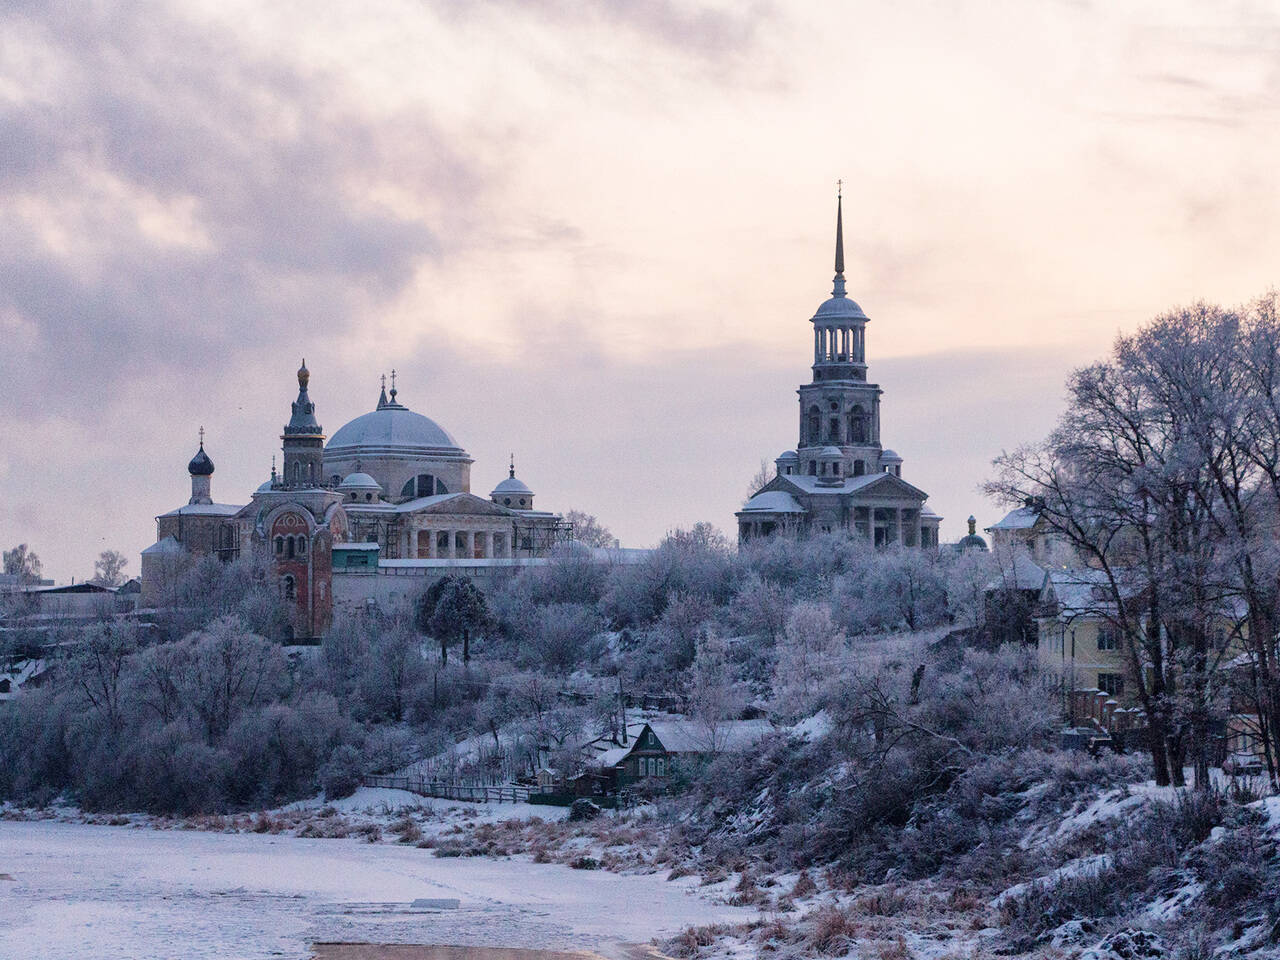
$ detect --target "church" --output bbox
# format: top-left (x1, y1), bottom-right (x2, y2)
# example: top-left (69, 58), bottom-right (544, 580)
top-left (737, 196), bottom-right (941, 547)
top-left (141, 363), bottom-right (569, 638)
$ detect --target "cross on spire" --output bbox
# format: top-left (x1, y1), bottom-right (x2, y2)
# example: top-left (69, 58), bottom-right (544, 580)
top-left (389, 368), bottom-right (398, 403)
top-left (198, 425), bottom-right (205, 448)
top-left (509, 452), bottom-right (516, 478)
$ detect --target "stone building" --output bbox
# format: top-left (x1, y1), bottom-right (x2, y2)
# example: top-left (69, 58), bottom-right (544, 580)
top-left (737, 195), bottom-right (941, 546)
top-left (141, 362), bottom-right (571, 638)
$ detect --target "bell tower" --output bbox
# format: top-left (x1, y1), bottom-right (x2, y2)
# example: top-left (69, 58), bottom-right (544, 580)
top-left (796, 187), bottom-right (884, 479)
top-left (281, 359), bottom-right (325, 489)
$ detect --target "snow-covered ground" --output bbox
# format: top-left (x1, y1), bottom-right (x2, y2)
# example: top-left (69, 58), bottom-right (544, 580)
top-left (0, 820), bottom-right (756, 960)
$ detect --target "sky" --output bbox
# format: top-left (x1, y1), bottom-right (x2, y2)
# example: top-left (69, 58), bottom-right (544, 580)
top-left (2, 0), bottom-right (1280, 582)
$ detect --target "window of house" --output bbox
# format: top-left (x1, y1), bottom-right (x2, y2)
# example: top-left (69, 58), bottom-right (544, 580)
top-left (1097, 626), bottom-right (1117, 651)
top-left (656, 758), bottom-right (665, 776)
top-left (1098, 673), bottom-right (1124, 696)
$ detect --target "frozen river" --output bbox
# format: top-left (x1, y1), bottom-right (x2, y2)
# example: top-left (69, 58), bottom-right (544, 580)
top-left (0, 821), bottom-right (754, 959)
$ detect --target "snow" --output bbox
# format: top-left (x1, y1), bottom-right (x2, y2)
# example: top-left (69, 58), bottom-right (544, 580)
top-left (0, 821), bottom-right (756, 959)
top-left (284, 787), bottom-right (569, 824)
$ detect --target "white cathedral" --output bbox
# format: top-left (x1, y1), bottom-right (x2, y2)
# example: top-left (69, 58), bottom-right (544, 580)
top-left (737, 195), bottom-right (941, 547)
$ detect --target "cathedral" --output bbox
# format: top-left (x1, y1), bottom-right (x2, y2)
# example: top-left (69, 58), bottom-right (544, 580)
top-left (736, 196), bottom-right (941, 547)
top-left (141, 363), bottom-right (568, 638)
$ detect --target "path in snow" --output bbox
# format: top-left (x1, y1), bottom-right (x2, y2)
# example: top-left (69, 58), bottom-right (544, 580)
top-left (0, 822), bottom-right (753, 960)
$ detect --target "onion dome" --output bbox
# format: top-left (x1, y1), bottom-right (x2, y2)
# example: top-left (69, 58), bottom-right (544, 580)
top-left (959, 515), bottom-right (989, 552)
top-left (188, 431), bottom-right (214, 476)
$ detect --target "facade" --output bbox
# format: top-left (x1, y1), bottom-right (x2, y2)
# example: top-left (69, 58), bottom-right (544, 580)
top-left (141, 363), bottom-right (572, 638)
top-left (737, 196), bottom-right (941, 546)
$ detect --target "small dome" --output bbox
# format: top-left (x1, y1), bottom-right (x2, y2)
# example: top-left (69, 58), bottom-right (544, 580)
top-left (812, 295), bottom-right (869, 322)
top-left (818, 446), bottom-right (843, 459)
top-left (960, 533), bottom-right (989, 551)
top-left (880, 449), bottom-right (903, 463)
top-left (188, 444), bottom-right (214, 476)
top-left (256, 479), bottom-right (274, 493)
top-left (492, 475), bottom-right (533, 497)
top-left (776, 450), bottom-right (799, 462)
top-left (338, 472), bottom-right (382, 492)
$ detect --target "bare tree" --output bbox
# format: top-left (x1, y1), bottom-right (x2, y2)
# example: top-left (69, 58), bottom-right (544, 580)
top-left (745, 458), bottom-right (773, 503)
top-left (564, 510), bottom-right (616, 549)
top-left (92, 550), bottom-right (129, 587)
top-left (3, 544), bottom-right (43, 584)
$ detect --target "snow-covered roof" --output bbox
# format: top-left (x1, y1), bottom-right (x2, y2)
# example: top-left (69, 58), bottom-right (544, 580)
top-left (158, 503), bottom-right (244, 518)
top-left (741, 490), bottom-right (806, 514)
top-left (783, 472), bottom-right (929, 500)
top-left (880, 449), bottom-right (902, 462)
top-left (141, 536), bottom-right (184, 556)
top-left (333, 542), bottom-right (380, 551)
top-left (646, 719), bottom-right (774, 754)
top-left (337, 472), bottom-right (382, 491)
top-left (987, 553), bottom-right (1046, 593)
top-left (989, 505), bottom-right (1041, 531)
top-left (1040, 569), bottom-right (1140, 619)
top-left (492, 476), bottom-right (533, 496)
top-left (326, 404), bottom-right (467, 458)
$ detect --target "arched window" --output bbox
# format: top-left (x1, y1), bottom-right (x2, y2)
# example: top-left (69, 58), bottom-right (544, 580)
top-left (297, 537), bottom-right (307, 556)
top-left (400, 474), bottom-right (440, 499)
top-left (274, 536), bottom-right (284, 555)
top-left (282, 575), bottom-right (296, 600)
top-left (828, 417), bottom-right (840, 443)
top-left (286, 536), bottom-right (295, 559)
top-left (807, 405), bottom-right (820, 443)
top-left (849, 406), bottom-right (867, 443)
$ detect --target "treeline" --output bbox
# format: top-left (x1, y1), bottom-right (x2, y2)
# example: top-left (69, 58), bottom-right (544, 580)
top-left (989, 293), bottom-right (1280, 787)
top-left (0, 526), bottom-right (1001, 813)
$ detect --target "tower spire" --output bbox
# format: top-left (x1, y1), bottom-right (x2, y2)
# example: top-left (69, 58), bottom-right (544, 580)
top-left (832, 181), bottom-right (846, 297)
top-left (509, 452), bottom-right (515, 479)
top-left (378, 373), bottom-right (388, 409)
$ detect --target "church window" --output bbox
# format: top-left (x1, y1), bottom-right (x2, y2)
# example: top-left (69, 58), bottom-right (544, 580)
top-left (282, 575), bottom-right (296, 600)
top-left (297, 537), bottom-right (307, 556)
top-left (807, 406), bottom-right (820, 443)
top-left (274, 536), bottom-right (284, 555)
top-left (850, 406), bottom-right (867, 443)
top-left (286, 537), bottom-right (295, 559)
top-left (828, 417), bottom-right (840, 442)
top-left (808, 461), bottom-right (817, 475)
top-left (833, 462), bottom-right (841, 477)
top-left (365, 493), bottom-right (372, 501)
top-left (519, 498), bottom-right (526, 506)
top-left (504, 497), bottom-right (511, 505)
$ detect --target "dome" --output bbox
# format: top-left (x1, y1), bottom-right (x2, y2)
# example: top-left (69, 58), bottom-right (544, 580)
top-left (492, 475), bottom-right (532, 497)
top-left (818, 445), bottom-right (843, 459)
top-left (960, 534), bottom-right (989, 551)
top-left (880, 449), bottom-right (903, 463)
top-left (256, 479), bottom-right (274, 493)
top-left (326, 405), bottom-right (466, 458)
top-left (338, 472), bottom-right (382, 492)
top-left (187, 444), bottom-right (214, 476)
top-left (776, 450), bottom-right (799, 462)
top-left (812, 295), bottom-right (869, 322)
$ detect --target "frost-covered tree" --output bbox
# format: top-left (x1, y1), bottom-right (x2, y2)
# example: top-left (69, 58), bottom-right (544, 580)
top-left (92, 549), bottom-right (128, 587)
top-left (688, 630), bottom-right (748, 751)
top-left (3, 544), bottom-right (42, 584)
top-left (564, 510), bottom-right (616, 548)
top-left (773, 601), bottom-right (845, 719)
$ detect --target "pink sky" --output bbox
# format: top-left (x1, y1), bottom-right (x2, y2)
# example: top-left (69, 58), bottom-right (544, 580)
top-left (2, 1), bottom-right (1278, 581)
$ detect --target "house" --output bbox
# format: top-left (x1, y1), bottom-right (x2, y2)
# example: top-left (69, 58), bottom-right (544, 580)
top-left (577, 718), bottom-right (774, 793)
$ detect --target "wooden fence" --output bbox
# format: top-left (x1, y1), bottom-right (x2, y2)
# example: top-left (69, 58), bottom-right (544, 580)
top-left (363, 773), bottom-right (532, 804)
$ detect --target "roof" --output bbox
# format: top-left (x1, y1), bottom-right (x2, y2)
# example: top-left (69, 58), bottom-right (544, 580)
top-left (880, 449), bottom-right (902, 462)
top-left (337, 472), bottom-right (382, 491)
top-left (158, 503), bottom-right (243, 518)
top-left (812, 294), bottom-right (869, 322)
top-left (782, 472), bottom-right (930, 501)
top-left (20, 582), bottom-right (116, 595)
top-left (741, 490), bottom-right (806, 514)
top-left (1040, 568), bottom-right (1136, 619)
top-left (333, 542), bottom-right (380, 551)
top-left (141, 536), bottom-right (184, 556)
top-left (646, 719), bottom-right (774, 754)
top-left (986, 552), bottom-right (1045, 592)
top-left (187, 444), bottom-right (214, 476)
top-left (988, 505), bottom-right (1042, 531)
top-left (327, 404), bottom-right (466, 458)
top-left (492, 476), bottom-right (533, 496)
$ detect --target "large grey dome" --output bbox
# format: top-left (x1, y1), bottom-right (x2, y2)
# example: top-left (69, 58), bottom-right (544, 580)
top-left (327, 405), bottom-right (465, 457)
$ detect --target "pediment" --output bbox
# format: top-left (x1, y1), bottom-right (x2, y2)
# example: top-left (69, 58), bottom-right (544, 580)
top-left (851, 472), bottom-right (930, 501)
top-left (416, 493), bottom-right (511, 517)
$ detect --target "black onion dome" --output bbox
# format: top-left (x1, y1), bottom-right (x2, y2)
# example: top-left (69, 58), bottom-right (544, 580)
top-left (188, 444), bottom-right (215, 476)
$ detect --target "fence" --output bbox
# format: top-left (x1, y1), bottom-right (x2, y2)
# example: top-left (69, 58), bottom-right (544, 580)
top-left (363, 773), bottom-right (532, 804)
